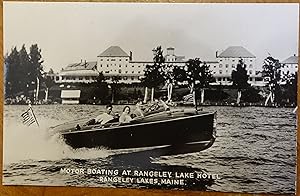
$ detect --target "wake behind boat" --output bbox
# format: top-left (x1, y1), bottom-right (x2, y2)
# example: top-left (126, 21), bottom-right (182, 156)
top-left (51, 106), bottom-right (217, 154)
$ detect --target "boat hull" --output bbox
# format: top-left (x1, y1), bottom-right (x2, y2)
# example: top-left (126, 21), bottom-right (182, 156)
top-left (60, 110), bottom-right (216, 151)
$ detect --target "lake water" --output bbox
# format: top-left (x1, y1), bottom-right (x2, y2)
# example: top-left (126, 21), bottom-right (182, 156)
top-left (3, 105), bottom-right (296, 194)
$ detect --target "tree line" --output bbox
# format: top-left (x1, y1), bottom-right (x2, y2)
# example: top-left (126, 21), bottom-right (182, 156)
top-left (142, 46), bottom-right (297, 106)
top-left (4, 44), bottom-right (297, 106)
top-left (5, 44), bottom-right (55, 102)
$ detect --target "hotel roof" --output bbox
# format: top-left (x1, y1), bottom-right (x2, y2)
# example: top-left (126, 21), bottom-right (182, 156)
top-left (281, 55), bottom-right (298, 64)
top-left (218, 46), bottom-right (255, 58)
top-left (98, 46), bottom-right (129, 57)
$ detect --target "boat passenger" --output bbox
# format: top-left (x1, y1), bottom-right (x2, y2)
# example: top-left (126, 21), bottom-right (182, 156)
top-left (119, 106), bottom-right (132, 124)
top-left (132, 99), bottom-right (145, 117)
top-left (94, 104), bottom-right (116, 125)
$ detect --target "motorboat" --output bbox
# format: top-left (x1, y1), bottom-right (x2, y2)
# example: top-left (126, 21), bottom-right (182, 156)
top-left (52, 108), bottom-right (217, 153)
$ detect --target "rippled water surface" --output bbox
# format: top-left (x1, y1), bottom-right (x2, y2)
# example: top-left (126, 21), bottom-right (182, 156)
top-left (3, 105), bottom-right (296, 194)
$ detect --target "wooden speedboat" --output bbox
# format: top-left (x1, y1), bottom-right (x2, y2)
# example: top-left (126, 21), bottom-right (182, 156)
top-left (52, 108), bottom-right (217, 152)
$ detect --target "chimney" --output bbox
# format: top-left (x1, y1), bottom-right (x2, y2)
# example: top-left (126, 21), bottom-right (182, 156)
top-left (167, 47), bottom-right (175, 56)
top-left (129, 51), bottom-right (132, 61)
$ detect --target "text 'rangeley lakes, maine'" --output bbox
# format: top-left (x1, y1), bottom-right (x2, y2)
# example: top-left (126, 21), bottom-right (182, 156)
top-left (3, 2), bottom-right (298, 194)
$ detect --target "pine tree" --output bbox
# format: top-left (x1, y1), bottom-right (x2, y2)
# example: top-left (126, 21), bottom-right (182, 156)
top-left (5, 47), bottom-right (20, 97)
top-left (231, 58), bottom-right (249, 104)
top-left (29, 44), bottom-right (44, 82)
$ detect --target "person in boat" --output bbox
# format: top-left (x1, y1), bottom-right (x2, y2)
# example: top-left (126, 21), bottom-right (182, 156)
top-left (94, 104), bottom-right (116, 125)
top-left (132, 99), bottom-right (145, 117)
top-left (84, 104), bottom-right (117, 126)
top-left (144, 99), bottom-right (170, 114)
top-left (119, 106), bottom-right (133, 124)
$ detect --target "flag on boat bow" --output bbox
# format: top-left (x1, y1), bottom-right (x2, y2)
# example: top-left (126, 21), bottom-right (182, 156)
top-left (21, 105), bottom-right (39, 127)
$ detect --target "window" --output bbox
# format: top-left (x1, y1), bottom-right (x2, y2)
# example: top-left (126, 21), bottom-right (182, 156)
top-left (219, 64), bottom-right (222, 68)
top-left (225, 65), bottom-right (229, 68)
top-left (85, 77), bottom-right (89, 80)
top-left (79, 77), bottom-right (83, 80)
top-left (220, 59), bottom-right (222, 62)
top-left (132, 71), bottom-right (134, 73)
top-left (219, 70), bottom-right (222, 74)
top-left (123, 76), bottom-right (127, 80)
top-left (132, 65), bottom-right (134, 68)
top-left (249, 70), bottom-right (252, 74)
top-left (100, 64), bottom-right (102, 67)
top-left (232, 65), bottom-right (235, 68)
top-left (107, 59), bottom-right (109, 61)
top-left (295, 65), bottom-right (298, 69)
top-left (138, 71), bottom-right (141, 74)
top-left (62, 76), bottom-right (65, 80)
top-left (100, 59), bottom-right (103, 61)
top-left (131, 77), bottom-right (134, 80)
top-left (125, 71), bottom-right (128, 73)
top-left (111, 59), bottom-right (115, 61)
top-left (249, 64), bottom-right (253, 68)
top-left (119, 65), bottom-right (121, 67)
top-left (214, 65), bottom-right (216, 68)
top-left (56, 76), bottom-right (59, 81)
top-left (250, 59), bottom-right (253, 62)
top-left (126, 59), bottom-right (128, 61)
top-left (125, 65), bottom-right (128, 67)
top-left (119, 59), bottom-right (122, 61)
top-left (226, 70), bottom-right (228, 73)
top-left (232, 59), bottom-right (235, 62)
top-left (119, 69), bottom-right (122, 73)
top-left (107, 65), bottom-right (109, 67)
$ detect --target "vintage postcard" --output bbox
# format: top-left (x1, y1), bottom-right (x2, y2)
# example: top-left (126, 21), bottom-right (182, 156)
top-left (3, 2), bottom-right (298, 194)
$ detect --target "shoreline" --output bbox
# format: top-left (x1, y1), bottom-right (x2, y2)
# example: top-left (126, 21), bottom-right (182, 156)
top-left (4, 102), bottom-right (297, 109)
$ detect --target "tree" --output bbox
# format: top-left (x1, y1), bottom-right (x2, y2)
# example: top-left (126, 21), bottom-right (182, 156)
top-left (141, 46), bottom-right (165, 102)
top-left (197, 62), bottom-right (214, 104)
top-left (42, 70), bottom-right (56, 102)
top-left (4, 44), bottom-right (45, 101)
top-left (161, 63), bottom-right (175, 102)
top-left (282, 73), bottom-right (297, 105)
top-left (262, 56), bottom-right (282, 105)
top-left (29, 44), bottom-right (44, 101)
top-left (29, 44), bottom-right (44, 80)
top-left (5, 47), bottom-right (20, 97)
top-left (231, 58), bottom-right (250, 104)
top-left (111, 75), bottom-right (121, 103)
top-left (91, 72), bottom-right (109, 104)
top-left (182, 58), bottom-right (213, 108)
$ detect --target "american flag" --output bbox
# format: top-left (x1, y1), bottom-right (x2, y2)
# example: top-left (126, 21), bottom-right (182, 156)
top-left (21, 106), bottom-right (39, 127)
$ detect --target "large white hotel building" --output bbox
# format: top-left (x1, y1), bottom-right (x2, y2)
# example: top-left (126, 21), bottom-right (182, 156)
top-left (54, 46), bottom-right (297, 86)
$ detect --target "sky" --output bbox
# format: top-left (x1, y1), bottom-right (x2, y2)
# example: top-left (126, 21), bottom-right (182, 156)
top-left (4, 2), bottom-right (299, 72)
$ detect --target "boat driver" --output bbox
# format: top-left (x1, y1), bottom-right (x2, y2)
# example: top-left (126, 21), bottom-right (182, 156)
top-left (94, 104), bottom-right (116, 125)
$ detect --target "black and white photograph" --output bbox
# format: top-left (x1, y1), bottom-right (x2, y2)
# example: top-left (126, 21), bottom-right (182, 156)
top-left (3, 2), bottom-right (298, 194)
